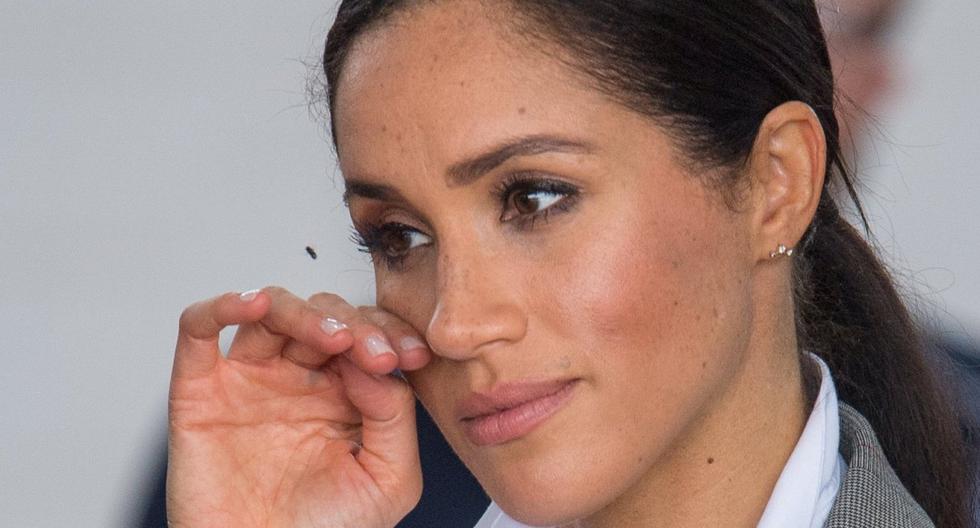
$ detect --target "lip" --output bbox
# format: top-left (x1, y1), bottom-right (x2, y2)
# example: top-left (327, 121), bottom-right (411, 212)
top-left (457, 378), bottom-right (579, 446)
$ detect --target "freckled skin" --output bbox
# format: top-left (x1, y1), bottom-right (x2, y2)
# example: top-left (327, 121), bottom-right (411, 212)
top-left (335, 2), bottom-right (807, 527)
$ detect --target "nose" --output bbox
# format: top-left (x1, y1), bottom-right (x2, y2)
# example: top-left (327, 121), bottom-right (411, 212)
top-left (424, 249), bottom-right (527, 361)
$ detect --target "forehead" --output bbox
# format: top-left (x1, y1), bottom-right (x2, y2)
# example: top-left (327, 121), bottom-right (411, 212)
top-left (331, 1), bottom-right (616, 179)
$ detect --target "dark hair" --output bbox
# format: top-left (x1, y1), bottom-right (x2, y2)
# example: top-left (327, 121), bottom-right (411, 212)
top-left (321, 1), bottom-right (974, 525)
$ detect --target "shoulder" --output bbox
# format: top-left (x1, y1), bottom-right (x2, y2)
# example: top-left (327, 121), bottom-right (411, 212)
top-left (825, 402), bottom-right (934, 528)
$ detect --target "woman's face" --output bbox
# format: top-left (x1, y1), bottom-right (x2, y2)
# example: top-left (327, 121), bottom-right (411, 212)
top-left (335, 3), bottom-right (758, 524)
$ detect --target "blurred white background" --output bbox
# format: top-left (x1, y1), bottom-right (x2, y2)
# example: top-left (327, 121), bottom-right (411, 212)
top-left (0, 1), bottom-right (977, 527)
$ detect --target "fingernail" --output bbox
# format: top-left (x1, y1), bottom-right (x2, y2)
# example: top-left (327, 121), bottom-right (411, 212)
top-left (320, 317), bottom-right (348, 336)
top-left (365, 334), bottom-right (396, 358)
top-left (399, 336), bottom-right (428, 352)
top-left (239, 289), bottom-right (260, 302)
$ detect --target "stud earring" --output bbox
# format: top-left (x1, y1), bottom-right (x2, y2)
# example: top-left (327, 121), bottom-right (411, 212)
top-left (770, 244), bottom-right (795, 259)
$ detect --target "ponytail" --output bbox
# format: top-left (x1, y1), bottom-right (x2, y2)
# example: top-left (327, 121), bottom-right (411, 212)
top-left (795, 189), bottom-right (976, 528)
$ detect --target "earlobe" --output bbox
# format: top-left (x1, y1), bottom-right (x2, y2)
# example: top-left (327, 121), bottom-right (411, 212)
top-left (749, 101), bottom-right (827, 262)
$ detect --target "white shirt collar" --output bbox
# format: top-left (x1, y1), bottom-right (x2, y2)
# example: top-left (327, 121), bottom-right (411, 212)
top-left (756, 353), bottom-right (846, 528)
top-left (474, 353), bottom-right (845, 528)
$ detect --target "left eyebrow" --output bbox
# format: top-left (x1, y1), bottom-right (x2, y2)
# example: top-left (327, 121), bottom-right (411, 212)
top-left (342, 134), bottom-right (594, 204)
top-left (445, 135), bottom-right (595, 188)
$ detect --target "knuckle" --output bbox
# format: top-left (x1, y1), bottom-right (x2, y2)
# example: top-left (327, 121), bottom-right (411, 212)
top-left (261, 285), bottom-right (287, 296)
top-left (358, 306), bottom-right (399, 327)
top-left (308, 291), bottom-right (344, 306)
top-left (356, 305), bottom-right (381, 318)
top-left (177, 303), bottom-right (201, 332)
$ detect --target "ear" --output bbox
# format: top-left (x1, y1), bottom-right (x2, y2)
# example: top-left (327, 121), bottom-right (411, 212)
top-left (746, 101), bottom-right (827, 263)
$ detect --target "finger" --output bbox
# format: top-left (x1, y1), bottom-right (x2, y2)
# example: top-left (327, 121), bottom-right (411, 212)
top-left (226, 286), bottom-right (354, 365)
top-left (358, 306), bottom-right (433, 372)
top-left (306, 293), bottom-right (399, 375)
top-left (174, 290), bottom-right (270, 379)
top-left (335, 356), bottom-right (422, 506)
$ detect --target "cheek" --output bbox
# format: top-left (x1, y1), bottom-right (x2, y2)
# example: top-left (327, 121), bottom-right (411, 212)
top-left (552, 186), bottom-right (754, 396)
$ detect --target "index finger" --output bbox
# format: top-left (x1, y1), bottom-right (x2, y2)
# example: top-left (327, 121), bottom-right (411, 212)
top-left (173, 290), bottom-right (270, 379)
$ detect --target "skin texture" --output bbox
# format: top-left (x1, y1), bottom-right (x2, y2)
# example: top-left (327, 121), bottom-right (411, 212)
top-left (167, 2), bottom-right (829, 527)
top-left (334, 2), bottom-right (826, 526)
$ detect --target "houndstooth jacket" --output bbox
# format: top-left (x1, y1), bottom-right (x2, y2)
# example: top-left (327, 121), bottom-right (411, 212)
top-left (825, 403), bottom-right (934, 527)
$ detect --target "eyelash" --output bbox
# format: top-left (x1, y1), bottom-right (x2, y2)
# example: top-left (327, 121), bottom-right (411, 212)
top-left (350, 173), bottom-right (581, 270)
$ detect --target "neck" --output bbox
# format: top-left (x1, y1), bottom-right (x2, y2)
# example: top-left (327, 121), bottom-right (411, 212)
top-left (568, 289), bottom-right (808, 528)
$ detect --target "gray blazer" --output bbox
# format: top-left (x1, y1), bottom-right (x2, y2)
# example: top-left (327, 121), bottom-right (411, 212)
top-left (826, 403), bottom-right (933, 527)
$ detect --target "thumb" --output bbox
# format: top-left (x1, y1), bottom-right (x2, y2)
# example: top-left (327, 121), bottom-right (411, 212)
top-left (336, 357), bottom-right (422, 502)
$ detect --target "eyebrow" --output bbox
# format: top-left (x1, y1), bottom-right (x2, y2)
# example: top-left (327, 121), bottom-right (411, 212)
top-left (445, 135), bottom-right (594, 187)
top-left (342, 134), bottom-right (594, 203)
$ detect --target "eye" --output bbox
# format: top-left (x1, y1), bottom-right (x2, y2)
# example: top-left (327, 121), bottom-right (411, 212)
top-left (510, 188), bottom-right (564, 217)
top-left (351, 221), bottom-right (432, 270)
top-left (497, 174), bottom-right (580, 226)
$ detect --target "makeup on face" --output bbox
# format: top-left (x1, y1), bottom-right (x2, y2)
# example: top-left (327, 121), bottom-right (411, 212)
top-left (334, 2), bottom-right (762, 522)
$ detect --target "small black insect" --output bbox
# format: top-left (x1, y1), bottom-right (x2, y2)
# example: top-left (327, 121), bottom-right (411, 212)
top-left (305, 246), bottom-right (318, 260)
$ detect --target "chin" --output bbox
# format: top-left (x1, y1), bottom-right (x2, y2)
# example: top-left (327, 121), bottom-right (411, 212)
top-left (467, 443), bottom-right (624, 527)
top-left (490, 478), bottom-right (607, 527)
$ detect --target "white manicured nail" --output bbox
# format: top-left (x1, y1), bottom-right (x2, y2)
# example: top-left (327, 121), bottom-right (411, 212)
top-left (365, 335), bottom-right (396, 358)
top-left (399, 336), bottom-right (427, 351)
top-left (320, 317), bottom-right (348, 336)
top-left (239, 289), bottom-right (260, 302)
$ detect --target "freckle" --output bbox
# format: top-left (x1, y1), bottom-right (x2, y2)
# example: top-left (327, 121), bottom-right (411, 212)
top-left (518, 106), bottom-right (526, 115)
top-left (432, 53), bottom-right (440, 63)
top-left (707, 457), bottom-right (715, 464)
top-left (673, 300), bottom-right (679, 307)
top-left (381, 124), bottom-right (387, 133)
top-left (702, 361), bottom-right (707, 369)
top-left (459, 80), bottom-right (467, 87)
top-left (670, 260), bottom-right (681, 269)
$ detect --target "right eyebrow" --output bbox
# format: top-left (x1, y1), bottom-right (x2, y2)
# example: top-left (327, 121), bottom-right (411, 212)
top-left (342, 179), bottom-right (406, 205)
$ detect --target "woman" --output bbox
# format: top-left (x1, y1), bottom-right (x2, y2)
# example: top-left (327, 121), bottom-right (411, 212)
top-left (166, 1), bottom-right (974, 526)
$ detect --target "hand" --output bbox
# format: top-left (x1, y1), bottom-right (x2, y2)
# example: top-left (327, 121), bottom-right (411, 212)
top-left (166, 287), bottom-right (433, 528)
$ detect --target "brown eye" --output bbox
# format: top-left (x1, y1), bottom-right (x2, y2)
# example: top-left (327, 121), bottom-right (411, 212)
top-left (350, 221), bottom-right (432, 270)
top-left (507, 188), bottom-right (564, 217)
top-left (513, 191), bottom-right (541, 215)
top-left (376, 223), bottom-right (432, 261)
top-left (380, 228), bottom-right (412, 258)
top-left (496, 176), bottom-right (580, 225)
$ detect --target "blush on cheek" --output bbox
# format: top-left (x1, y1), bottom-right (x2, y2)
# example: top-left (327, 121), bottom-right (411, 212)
top-left (561, 187), bottom-right (749, 388)
top-left (566, 218), bottom-right (692, 357)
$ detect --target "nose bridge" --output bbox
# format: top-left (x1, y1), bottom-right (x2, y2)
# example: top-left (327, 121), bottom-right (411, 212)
top-left (425, 237), bottom-right (526, 360)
